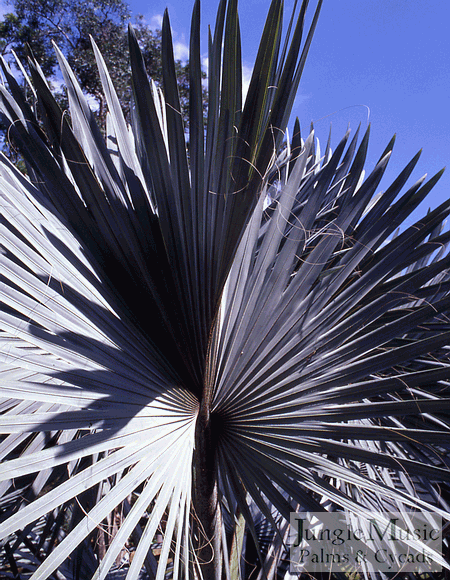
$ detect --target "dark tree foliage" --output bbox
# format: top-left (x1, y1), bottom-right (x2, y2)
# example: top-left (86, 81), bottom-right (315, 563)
top-left (0, 0), bottom-right (203, 129)
top-left (0, 8), bottom-right (57, 76)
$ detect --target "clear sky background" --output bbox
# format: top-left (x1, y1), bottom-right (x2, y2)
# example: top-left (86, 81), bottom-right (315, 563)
top-left (1, 0), bottom-right (448, 228)
top-left (128, 0), bottom-right (449, 229)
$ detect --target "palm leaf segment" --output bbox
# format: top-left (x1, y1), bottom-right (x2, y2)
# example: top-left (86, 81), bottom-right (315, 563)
top-left (0, 0), bottom-right (449, 578)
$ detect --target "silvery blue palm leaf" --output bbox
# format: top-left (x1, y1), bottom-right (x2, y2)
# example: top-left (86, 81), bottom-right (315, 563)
top-left (0, 0), bottom-right (449, 579)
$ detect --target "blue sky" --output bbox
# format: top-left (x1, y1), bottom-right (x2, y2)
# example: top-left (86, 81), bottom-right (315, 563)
top-left (128, 0), bottom-right (450, 228)
top-left (0, 0), bottom-right (448, 227)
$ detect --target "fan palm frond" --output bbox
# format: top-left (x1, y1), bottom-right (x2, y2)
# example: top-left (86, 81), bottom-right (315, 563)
top-left (0, 0), bottom-right (449, 579)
